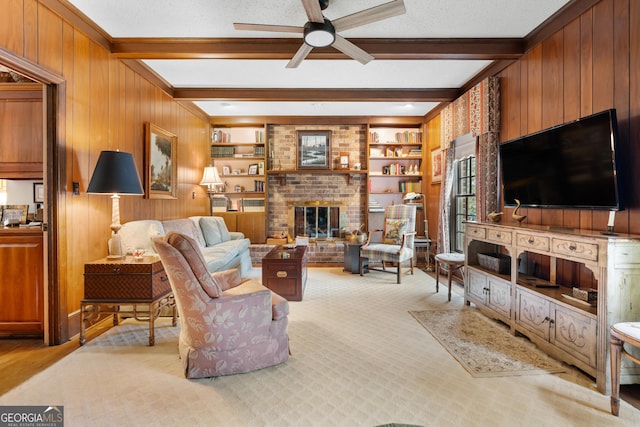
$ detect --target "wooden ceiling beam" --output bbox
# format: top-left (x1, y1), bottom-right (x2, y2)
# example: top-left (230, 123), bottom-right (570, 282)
top-left (173, 88), bottom-right (459, 102)
top-left (111, 38), bottom-right (524, 60)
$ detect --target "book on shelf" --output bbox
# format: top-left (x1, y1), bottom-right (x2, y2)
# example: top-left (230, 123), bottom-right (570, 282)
top-left (368, 199), bottom-right (384, 213)
top-left (255, 130), bottom-right (264, 143)
top-left (399, 180), bottom-right (422, 193)
top-left (254, 180), bottom-right (265, 192)
top-left (211, 146), bottom-right (235, 158)
top-left (394, 131), bottom-right (422, 143)
top-left (212, 130), bottom-right (231, 143)
top-left (240, 198), bottom-right (265, 212)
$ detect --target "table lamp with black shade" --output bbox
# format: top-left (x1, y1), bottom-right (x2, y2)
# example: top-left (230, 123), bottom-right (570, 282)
top-left (87, 150), bottom-right (144, 259)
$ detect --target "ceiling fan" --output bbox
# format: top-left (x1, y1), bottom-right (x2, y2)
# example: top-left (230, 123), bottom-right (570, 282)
top-left (234, 0), bottom-right (406, 68)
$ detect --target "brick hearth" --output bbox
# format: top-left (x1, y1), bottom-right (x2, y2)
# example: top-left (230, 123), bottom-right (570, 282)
top-left (250, 243), bottom-right (345, 266)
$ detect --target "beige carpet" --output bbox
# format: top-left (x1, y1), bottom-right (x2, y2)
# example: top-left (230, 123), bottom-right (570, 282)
top-left (410, 308), bottom-right (566, 377)
top-left (1, 268), bottom-right (639, 427)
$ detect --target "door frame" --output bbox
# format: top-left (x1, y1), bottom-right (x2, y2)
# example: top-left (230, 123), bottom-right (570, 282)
top-left (0, 47), bottom-right (68, 344)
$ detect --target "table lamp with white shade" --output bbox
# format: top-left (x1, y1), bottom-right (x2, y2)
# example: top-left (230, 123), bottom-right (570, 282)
top-left (87, 150), bottom-right (144, 259)
top-left (199, 166), bottom-right (225, 193)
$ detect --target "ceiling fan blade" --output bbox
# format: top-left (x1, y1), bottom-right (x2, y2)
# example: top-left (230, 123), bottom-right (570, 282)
top-left (301, 0), bottom-right (325, 23)
top-left (333, 0), bottom-right (406, 32)
top-left (234, 23), bottom-right (304, 34)
top-left (286, 43), bottom-right (314, 68)
top-left (332, 35), bottom-right (374, 65)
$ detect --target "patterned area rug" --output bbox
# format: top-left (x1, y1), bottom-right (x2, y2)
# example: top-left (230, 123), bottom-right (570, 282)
top-left (409, 308), bottom-right (567, 377)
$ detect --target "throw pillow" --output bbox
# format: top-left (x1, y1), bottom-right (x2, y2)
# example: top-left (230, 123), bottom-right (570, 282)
top-left (163, 219), bottom-right (206, 247)
top-left (199, 217), bottom-right (223, 246)
top-left (384, 219), bottom-right (408, 245)
top-left (165, 231), bottom-right (222, 298)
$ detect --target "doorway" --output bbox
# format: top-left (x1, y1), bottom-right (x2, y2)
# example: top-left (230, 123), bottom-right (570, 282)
top-left (0, 48), bottom-right (66, 345)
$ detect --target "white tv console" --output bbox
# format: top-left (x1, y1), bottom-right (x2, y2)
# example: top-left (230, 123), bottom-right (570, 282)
top-left (464, 221), bottom-right (640, 394)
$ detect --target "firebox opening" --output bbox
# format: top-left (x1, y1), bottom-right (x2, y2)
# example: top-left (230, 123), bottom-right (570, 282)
top-left (288, 203), bottom-right (346, 240)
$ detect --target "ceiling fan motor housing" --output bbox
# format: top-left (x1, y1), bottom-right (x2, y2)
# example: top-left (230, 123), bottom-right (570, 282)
top-left (303, 19), bottom-right (335, 47)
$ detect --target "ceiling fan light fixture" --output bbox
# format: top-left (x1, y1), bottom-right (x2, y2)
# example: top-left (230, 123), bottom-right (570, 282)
top-left (303, 19), bottom-right (335, 48)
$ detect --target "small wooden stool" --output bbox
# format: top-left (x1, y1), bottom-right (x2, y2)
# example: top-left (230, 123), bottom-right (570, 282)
top-left (610, 322), bottom-right (640, 416)
top-left (434, 252), bottom-right (465, 302)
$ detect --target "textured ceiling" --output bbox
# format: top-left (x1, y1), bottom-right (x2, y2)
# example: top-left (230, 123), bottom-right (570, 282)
top-left (67, 0), bottom-right (571, 116)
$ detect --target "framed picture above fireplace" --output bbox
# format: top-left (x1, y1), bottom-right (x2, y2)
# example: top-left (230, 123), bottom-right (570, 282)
top-left (297, 130), bottom-right (331, 170)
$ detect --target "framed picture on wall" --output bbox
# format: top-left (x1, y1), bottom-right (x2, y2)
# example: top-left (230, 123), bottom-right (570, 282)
top-left (431, 148), bottom-right (443, 183)
top-left (144, 122), bottom-right (177, 199)
top-left (297, 130), bottom-right (331, 170)
top-left (33, 182), bottom-right (44, 204)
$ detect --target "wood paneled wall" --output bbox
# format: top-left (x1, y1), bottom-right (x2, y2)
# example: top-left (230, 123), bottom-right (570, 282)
top-left (425, 0), bottom-right (639, 237)
top-left (499, 0), bottom-right (639, 235)
top-left (0, 0), bottom-right (211, 340)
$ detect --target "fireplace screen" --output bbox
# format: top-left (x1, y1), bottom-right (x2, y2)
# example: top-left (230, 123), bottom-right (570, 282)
top-left (292, 205), bottom-right (342, 239)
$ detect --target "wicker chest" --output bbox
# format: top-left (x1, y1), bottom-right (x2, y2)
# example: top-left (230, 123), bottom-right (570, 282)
top-left (84, 256), bottom-right (170, 300)
top-left (80, 256), bottom-right (176, 346)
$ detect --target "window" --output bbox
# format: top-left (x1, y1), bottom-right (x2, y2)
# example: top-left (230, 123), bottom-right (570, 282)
top-left (452, 155), bottom-right (476, 252)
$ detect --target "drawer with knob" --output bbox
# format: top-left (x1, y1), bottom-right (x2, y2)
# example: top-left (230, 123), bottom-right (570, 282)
top-left (551, 238), bottom-right (598, 262)
top-left (487, 228), bottom-right (513, 245)
top-left (516, 232), bottom-right (550, 252)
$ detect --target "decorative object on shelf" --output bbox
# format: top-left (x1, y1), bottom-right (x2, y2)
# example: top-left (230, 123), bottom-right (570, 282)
top-left (132, 248), bottom-right (146, 261)
top-left (144, 122), bottom-right (177, 199)
top-left (431, 147), bottom-right (443, 183)
top-left (199, 166), bottom-right (225, 193)
top-left (348, 224), bottom-right (367, 244)
top-left (512, 199), bottom-right (527, 224)
top-left (0, 204), bottom-right (29, 226)
top-left (477, 252), bottom-right (511, 274)
top-left (87, 150), bottom-right (144, 259)
top-left (339, 152), bottom-right (349, 169)
top-left (1, 207), bottom-right (24, 227)
top-left (605, 210), bottom-right (617, 235)
top-left (248, 163), bottom-right (259, 175)
top-left (487, 212), bottom-right (503, 223)
top-left (297, 130), bottom-right (331, 169)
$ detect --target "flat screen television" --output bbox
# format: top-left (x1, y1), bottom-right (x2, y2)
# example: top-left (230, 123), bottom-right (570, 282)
top-left (499, 109), bottom-right (623, 211)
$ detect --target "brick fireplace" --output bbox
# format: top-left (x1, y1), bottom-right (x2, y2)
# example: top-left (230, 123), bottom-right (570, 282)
top-left (266, 124), bottom-right (368, 239)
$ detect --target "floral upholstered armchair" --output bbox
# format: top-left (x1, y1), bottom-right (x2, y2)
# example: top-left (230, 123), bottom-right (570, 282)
top-left (153, 231), bottom-right (289, 379)
top-left (359, 204), bottom-right (417, 284)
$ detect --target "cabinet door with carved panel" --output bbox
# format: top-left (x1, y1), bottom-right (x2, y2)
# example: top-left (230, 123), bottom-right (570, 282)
top-left (551, 305), bottom-right (597, 368)
top-left (466, 268), bottom-right (487, 305)
top-left (515, 287), bottom-right (551, 341)
top-left (487, 276), bottom-right (511, 318)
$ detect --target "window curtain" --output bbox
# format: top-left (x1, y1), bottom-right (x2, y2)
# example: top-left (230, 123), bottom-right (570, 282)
top-left (476, 131), bottom-right (500, 221)
top-left (436, 76), bottom-right (500, 253)
top-left (436, 146), bottom-right (456, 254)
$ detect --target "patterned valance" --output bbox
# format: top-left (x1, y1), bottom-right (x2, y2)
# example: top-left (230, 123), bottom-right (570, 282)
top-left (440, 76), bottom-right (500, 142)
